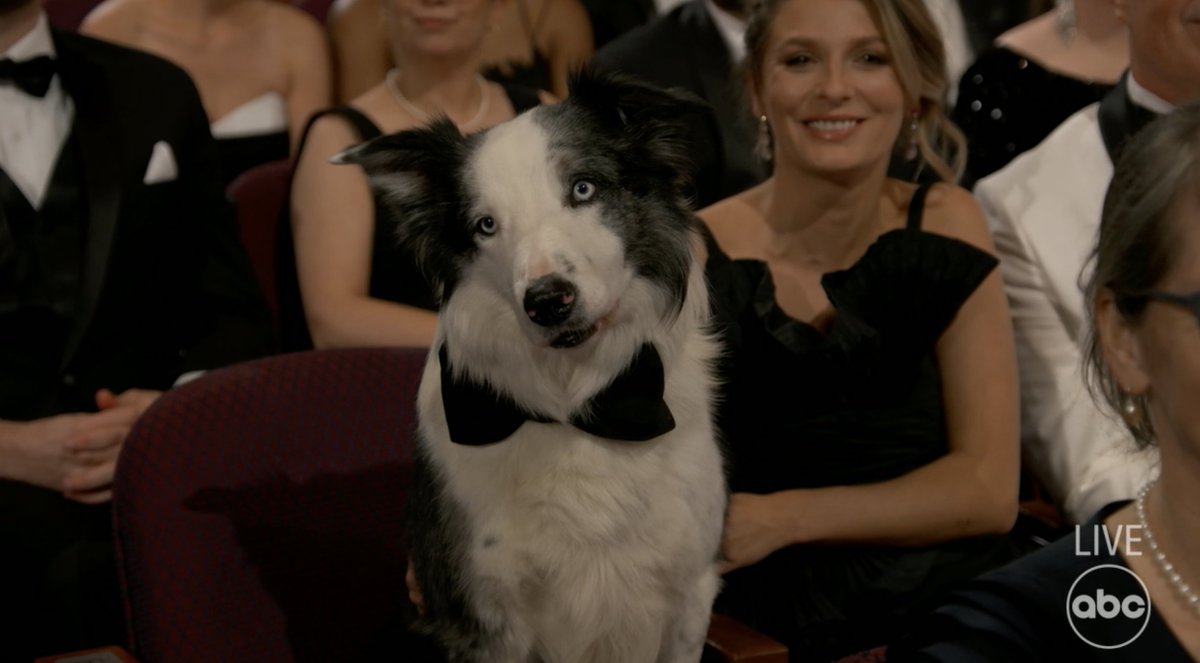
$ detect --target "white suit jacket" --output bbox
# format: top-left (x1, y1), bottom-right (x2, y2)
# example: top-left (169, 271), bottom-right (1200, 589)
top-left (974, 103), bottom-right (1158, 524)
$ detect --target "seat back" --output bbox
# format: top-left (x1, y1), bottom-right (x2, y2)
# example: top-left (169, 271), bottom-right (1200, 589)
top-left (112, 347), bottom-right (428, 662)
top-left (226, 158), bottom-right (293, 326)
top-left (44, 0), bottom-right (102, 30)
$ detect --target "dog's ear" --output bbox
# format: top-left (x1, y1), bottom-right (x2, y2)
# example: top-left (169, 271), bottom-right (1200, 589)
top-left (331, 118), bottom-right (466, 211)
top-left (332, 120), bottom-right (474, 298)
top-left (566, 66), bottom-right (711, 195)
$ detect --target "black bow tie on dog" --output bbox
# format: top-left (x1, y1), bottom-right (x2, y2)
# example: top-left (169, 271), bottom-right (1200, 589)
top-left (439, 343), bottom-right (676, 446)
top-left (0, 56), bottom-right (57, 98)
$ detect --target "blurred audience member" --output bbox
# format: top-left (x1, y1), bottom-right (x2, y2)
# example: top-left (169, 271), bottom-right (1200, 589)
top-left (893, 101), bottom-right (1200, 662)
top-left (0, 0), bottom-right (275, 656)
top-left (80, 0), bottom-right (333, 186)
top-left (282, 0), bottom-right (552, 351)
top-left (328, 0), bottom-right (591, 101)
top-left (954, 0), bottom-right (1127, 188)
top-left (975, 0), bottom-right (1199, 525)
top-left (699, 0), bottom-right (1022, 658)
top-left (592, 0), bottom-right (767, 207)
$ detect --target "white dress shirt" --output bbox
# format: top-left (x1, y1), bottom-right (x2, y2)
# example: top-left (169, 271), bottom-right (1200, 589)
top-left (653, 0), bottom-right (689, 16)
top-left (0, 13), bottom-right (74, 210)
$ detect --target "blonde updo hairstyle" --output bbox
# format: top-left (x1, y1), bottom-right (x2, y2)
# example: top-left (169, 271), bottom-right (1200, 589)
top-left (743, 0), bottom-right (967, 183)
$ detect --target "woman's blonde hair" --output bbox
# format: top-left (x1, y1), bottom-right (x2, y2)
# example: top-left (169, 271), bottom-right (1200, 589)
top-left (743, 0), bottom-right (967, 183)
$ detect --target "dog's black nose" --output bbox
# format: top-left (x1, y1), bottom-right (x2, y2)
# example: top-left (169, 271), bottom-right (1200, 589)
top-left (524, 276), bottom-right (577, 327)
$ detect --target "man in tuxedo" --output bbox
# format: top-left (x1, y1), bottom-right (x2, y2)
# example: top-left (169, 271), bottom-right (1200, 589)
top-left (0, 0), bottom-right (274, 655)
top-left (974, 0), bottom-right (1200, 524)
top-left (592, 0), bottom-right (766, 209)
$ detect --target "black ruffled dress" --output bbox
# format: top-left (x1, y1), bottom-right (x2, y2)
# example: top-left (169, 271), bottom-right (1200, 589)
top-left (705, 184), bottom-right (1023, 661)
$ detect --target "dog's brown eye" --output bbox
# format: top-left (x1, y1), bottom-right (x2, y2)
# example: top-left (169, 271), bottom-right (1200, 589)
top-left (572, 180), bottom-right (597, 202)
top-left (475, 216), bottom-right (497, 236)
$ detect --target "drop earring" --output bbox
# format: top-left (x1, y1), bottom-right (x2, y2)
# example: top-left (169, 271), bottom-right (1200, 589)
top-left (755, 115), bottom-right (773, 163)
top-left (1119, 389), bottom-right (1146, 429)
top-left (904, 113), bottom-right (920, 161)
top-left (1055, 0), bottom-right (1077, 45)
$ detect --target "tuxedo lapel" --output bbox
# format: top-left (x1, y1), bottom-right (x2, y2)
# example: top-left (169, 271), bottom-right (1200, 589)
top-left (682, 1), bottom-right (736, 126)
top-left (1098, 74), bottom-right (1161, 164)
top-left (634, 0), bottom-right (656, 21)
top-left (52, 31), bottom-right (125, 370)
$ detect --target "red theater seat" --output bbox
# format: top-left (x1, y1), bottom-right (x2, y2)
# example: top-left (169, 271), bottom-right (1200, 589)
top-left (226, 158), bottom-right (293, 326)
top-left (111, 347), bottom-right (786, 662)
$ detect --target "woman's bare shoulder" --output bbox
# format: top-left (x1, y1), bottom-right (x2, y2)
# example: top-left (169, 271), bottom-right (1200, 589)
top-left (916, 182), bottom-right (995, 253)
top-left (696, 185), bottom-right (768, 252)
top-left (79, 0), bottom-right (145, 40)
top-left (258, 0), bottom-right (325, 34)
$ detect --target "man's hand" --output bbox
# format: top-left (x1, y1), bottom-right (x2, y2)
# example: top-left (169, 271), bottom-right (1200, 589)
top-left (0, 389), bottom-right (161, 504)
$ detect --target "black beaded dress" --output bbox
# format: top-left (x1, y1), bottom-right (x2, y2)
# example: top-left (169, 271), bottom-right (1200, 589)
top-left (706, 184), bottom-right (1023, 661)
top-left (952, 46), bottom-right (1114, 190)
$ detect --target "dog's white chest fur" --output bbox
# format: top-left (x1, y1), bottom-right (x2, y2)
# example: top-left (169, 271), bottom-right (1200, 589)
top-left (339, 67), bottom-right (731, 663)
top-left (416, 326), bottom-right (725, 663)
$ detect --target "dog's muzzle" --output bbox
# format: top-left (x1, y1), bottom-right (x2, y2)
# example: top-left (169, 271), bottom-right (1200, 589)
top-left (523, 275), bottom-right (598, 348)
top-left (524, 275), bottom-right (577, 327)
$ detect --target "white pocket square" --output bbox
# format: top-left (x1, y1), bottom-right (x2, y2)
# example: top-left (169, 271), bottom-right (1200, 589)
top-left (143, 140), bottom-right (179, 185)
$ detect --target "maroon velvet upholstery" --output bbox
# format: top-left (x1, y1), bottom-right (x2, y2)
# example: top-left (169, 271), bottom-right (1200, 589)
top-left (836, 646), bottom-right (888, 662)
top-left (294, 0), bottom-right (335, 22)
top-left (226, 158), bottom-right (293, 324)
top-left (112, 347), bottom-right (427, 662)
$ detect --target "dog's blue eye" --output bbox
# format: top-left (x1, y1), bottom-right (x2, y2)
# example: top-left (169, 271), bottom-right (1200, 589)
top-left (572, 180), bottom-right (596, 202)
top-left (475, 216), bottom-right (497, 236)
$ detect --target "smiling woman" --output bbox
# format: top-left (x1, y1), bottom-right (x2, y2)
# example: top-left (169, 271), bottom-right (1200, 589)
top-left (279, 0), bottom-right (557, 351)
top-left (697, 0), bottom-right (1025, 658)
top-left (327, 0), bottom-right (593, 101)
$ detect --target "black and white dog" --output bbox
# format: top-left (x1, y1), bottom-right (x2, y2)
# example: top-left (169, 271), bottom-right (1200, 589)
top-left (337, 69), bottom-right (727, 663)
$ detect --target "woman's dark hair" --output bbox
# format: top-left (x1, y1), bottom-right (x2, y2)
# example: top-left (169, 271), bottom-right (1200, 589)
top-left (1083, 100), bottom-right (1200, 448)
top-left (742, 0), bottom-right (966, 182)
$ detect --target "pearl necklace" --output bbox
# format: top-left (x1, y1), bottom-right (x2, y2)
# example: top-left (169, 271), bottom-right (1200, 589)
top-left (386, 69), bottom-right (490, 131)
top-left (1135, 481), bottom-right (1200, 615)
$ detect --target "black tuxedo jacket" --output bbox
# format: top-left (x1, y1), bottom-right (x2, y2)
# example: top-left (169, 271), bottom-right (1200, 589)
top-left (592, 0), bottom-right (767, 208)
top-left (12, 31), bottom-right (275, 418)
top-left (581, 0), bottom-right (655, 50)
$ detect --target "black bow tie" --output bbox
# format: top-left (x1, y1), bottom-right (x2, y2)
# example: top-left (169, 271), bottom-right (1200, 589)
top-left (439, 343), bottom-right (677, 446)
top-left (0, 55), bottom-right (57, 98)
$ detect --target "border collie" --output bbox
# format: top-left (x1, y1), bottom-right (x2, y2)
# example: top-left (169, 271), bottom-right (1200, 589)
top-left (337, 69), bottom-right (727, 663)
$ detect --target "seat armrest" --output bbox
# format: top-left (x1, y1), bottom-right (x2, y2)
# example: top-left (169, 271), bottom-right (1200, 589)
top-left (705, 613), bottom-right (789, 662)
top-left (35, 646), bottom-right (140, 663)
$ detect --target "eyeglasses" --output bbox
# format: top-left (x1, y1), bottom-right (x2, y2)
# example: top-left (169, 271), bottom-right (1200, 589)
top-left (1124, 290), bottom-right (1200, 325)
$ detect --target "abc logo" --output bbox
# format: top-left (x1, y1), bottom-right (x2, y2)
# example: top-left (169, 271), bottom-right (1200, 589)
top-left (1066, 564), bottom-right (1152, 649)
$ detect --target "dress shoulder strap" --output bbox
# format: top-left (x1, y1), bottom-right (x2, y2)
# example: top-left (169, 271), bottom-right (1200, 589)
top-left (906, 182), bottom-right (935, 232)
top-left (296, 105), bottom-right (384, 155)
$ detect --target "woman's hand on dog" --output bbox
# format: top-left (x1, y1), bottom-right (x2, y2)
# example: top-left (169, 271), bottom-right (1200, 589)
top-left (718, 492), bottom-right (797, 574)
top-left (406, 559), bottom-right (425, 615)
